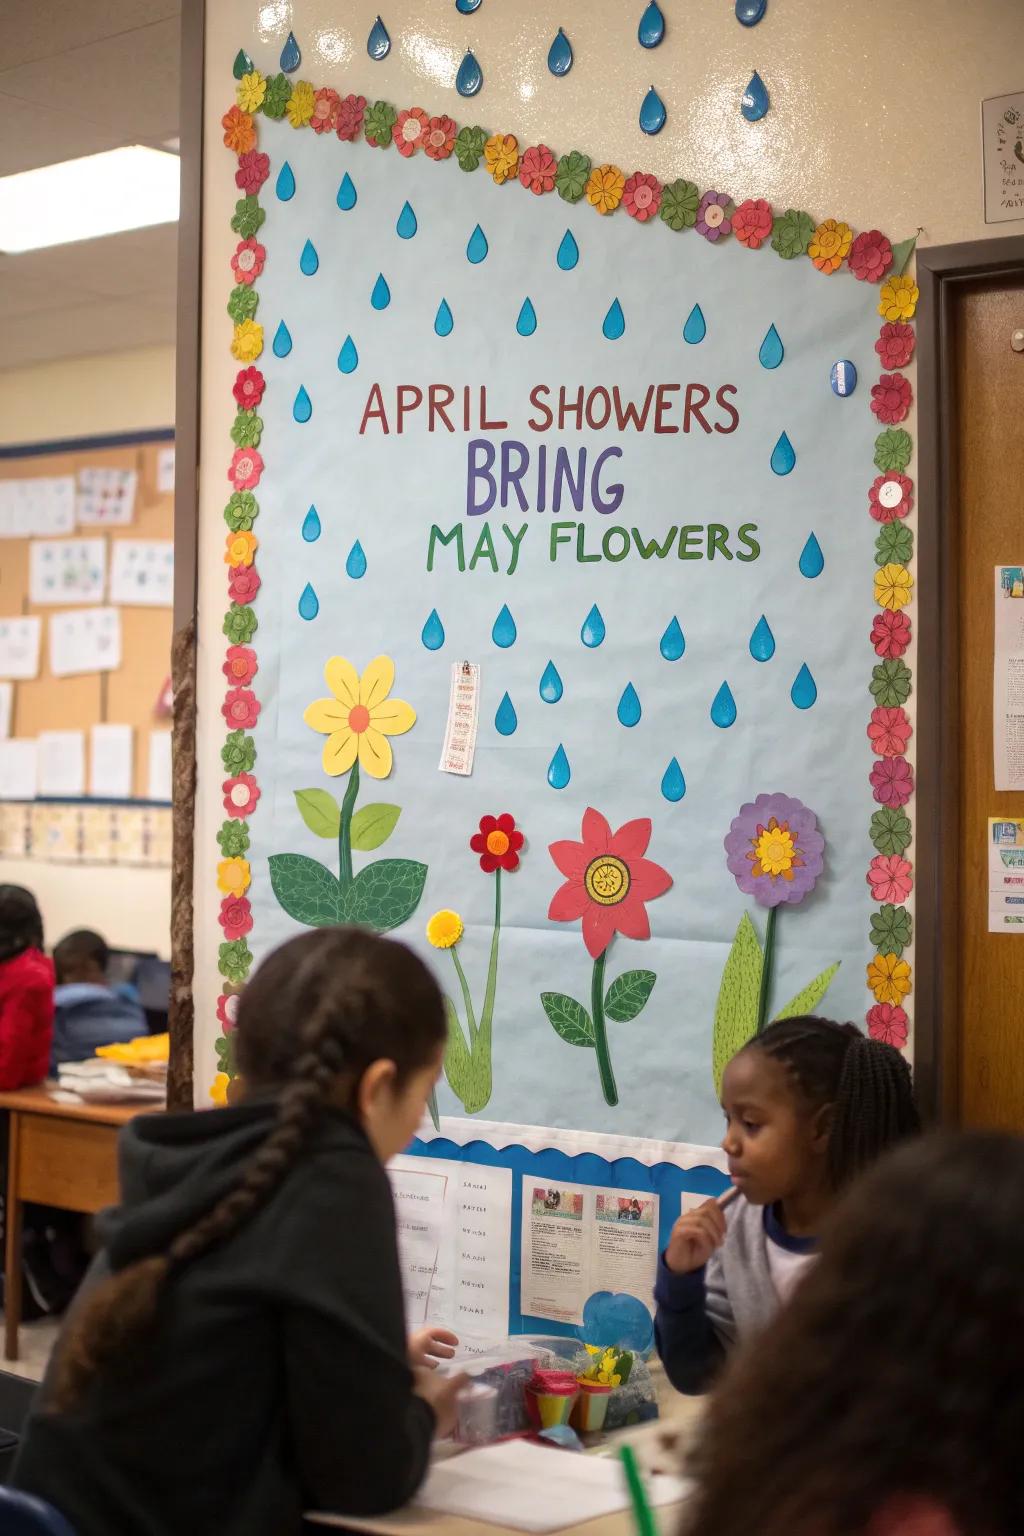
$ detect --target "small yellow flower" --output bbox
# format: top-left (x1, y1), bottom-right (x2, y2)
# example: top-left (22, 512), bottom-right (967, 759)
top-left (484, 133), bottom-right (519, 185)
top-left (236, 70), bottom-right (267, 113)
top-left (874, 562), bottom-right (913, 613)
top-left (225, 530), bottom-right (258, 567)
top-left (867, 952), bottom-right (912, 1005)
top-left (808, 218), bottom-right (853, 274)
top-left (217, 857), bottom-right (251, 897)
top-left (586, 163), bottom-right (626, 215)
top-left (231, 319), bottom-right (263, 362)
top-left (427, 909), bottom-right (464, 949)
top-left (304, 654), bottom-right (416, 780)
top-left (878, 274), bottom-right (919, 322)
top-left (286, 80), bottom-right (315, 129)
top-left (210, 1072), bottom-right (230, 1107)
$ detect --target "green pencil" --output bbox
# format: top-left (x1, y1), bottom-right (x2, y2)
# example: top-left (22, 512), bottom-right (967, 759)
top-left (619, 1442), bottom-right (658, 1536)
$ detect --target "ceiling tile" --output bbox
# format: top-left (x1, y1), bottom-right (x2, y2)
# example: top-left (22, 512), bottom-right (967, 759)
top-left (0, 292), bottom-right (177, 370)
top-left (0, 1), bottom-right (179, 73)
top-left (0, 93), bottom-right (123, 176)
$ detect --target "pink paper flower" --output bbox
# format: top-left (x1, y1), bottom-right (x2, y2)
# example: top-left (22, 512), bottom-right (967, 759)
top-left (231, 238), bottom-right (266, 285)
top-left (393, 107), bottom-right (429, 157)
top-left (216, 989), bottom-right (242, 1031)
top-left (423, 114), bottom-right (457, 162)
top-left (871, 610), bottom-right (912, 660)
top-left (732, 198), bottom-right (773, 249)
top-left (875, 321), bottom-right (916, 370)
top-left (868, 706), bottom-right (912, 758)
top-left (336, 93), bottom-right (367, 142)
top-left (228, 447), bottom-right (263, 491)
top-left (518, 143), bottom-right (558, 195)
top-left (311, 87), bottom-right (340, 134)
top-left (868, 472), bottom-right (913, 522)
top-left (622, 172), bottom-right (662, 222)
top-left (870, 755), bottom-right (915, 809)
top-left (848, 229), bottom-right (893, 282)
top-left (867, 854), bottom-right (914, 905)
top-left (866, 1002), bottom-right (908, 1048)
top-left (235, 150), bottom-right (270, 196)
top-left (222, 772), bottom-right (260, 818)
top-left (222, 686), bottom-right (260, 729)
top-left (696, 190), bottom-right (734, 242)
top-left (223, 645), bottom-right (258, 685)
top-left (870, 373), bottom-right (913, 425)
top-left (227, 564), bottom-right (261, 605)
top-left (219, 894), bottom-right (253, 941)
top-left (233, 366), bottom-right (265, 409)
top-left (548, 807), bottom-right (672, 959)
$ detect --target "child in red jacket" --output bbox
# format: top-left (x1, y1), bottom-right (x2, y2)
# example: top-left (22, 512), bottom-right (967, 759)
top-left (0, 886), bottom-right (54, 1090)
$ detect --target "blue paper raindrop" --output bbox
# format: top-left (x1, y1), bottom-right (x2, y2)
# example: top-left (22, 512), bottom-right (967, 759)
top-left (280, 30), bottom-right (301, 71)
top-left (683, 304), bottom-right (706, 344)
top-left (495, 692), bottom-right (518, 736)
top-left (539, 661), bottom-right (563, 703)
top-left (396, 201), bottom-right (417, 239)
top-left (456, 0), bottom-right (482, 11)
top-left (547, 28), bottom-right (573, 76)
top-left (298, 582), bottom-right (319, 620)
top-left (831, 359), bottom-right (857, 397)
top-left (370, 273), bottom-right (391, 310)
top-left (639, 85), bottom-right (667, 135)
top-left (798, 534), bottom-right (824, 578)
top-left (345, 541), bottom-right (367, 579)
top-left (275, 161), bottom-right (295, 201)
top-left (367, 16), bottom-right (391, 59)
top-left (301, 506), bottom-right (321, 543)
top-left (661, 758), bottom-right (686, 802)
top-left (292, 385), bottom-right (312, 423)
top-left (758, 324), bottom-right (784, 369)
top-left (547, 744), bottom-right (571, 790)
top-left (421, 610), bottom-right (445, 651)
top-left (556, 229), bottom-right (579, 270)
top-left (299, 239), bottom-right (319, 276)
top-left (735, 0), bottom-right (767, 24)
top-left (491, 604), bottom-right (516, 647)
top-left (581, 605), bottom-right (606, 648)
top-left (516, 298), bottom-right (537, 337)
top-left (466, 224), bottom-right (488, 263)
top-left (617, 683), bottom-right (642, 728)
top-left (602, 299), bottom-right (625, 341)
top-left (749, 615), bottom-right (776, 661)
top-left (791, 663), bottom-right (817, 709)
top-left (272, 320), bottom-right (292, 358)
top-left (741, 71), bottom-right (770, 122)
top-left (710, 682), bottom-right (737, 728)
top-left (770, 431), bottom-right (796, 476)
top-left (434, 299), bottom-right (454, 337)
top-left (659, 617), bottom-right (685, 661)
top-left (337, 336), bottom-right (358, 374)
top-left (336, 172), bottom-right (357, 210)
top-left (638, 1), bottom-right (666, 47)
top-left (456, 50), bottom-right (483, 96)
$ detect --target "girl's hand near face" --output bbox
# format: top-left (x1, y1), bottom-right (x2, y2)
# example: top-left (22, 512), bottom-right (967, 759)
top-left (664, 1199), bottom-right (728, 1275)
top-left (408, 1326), bottom-right (459, 1370)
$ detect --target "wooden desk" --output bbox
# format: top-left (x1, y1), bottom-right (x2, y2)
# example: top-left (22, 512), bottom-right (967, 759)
top-left (0, 1087), bottom-right (159, 1361)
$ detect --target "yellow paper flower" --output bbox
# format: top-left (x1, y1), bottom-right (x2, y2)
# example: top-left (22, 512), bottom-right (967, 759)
top-left (586, 164), bottom-right (626, 215)
top-left (874, 562), bottom-right (914, 612)
top-left (225, 530), bottom-right (258, 567)
top-left (484, 133), bottom-right (519, 185)
top-left (286, 80), bottom-right (315, 129)
top-left (217, 857), bottom-right (251, 897)
top-left (427, 909), bottom-right (464, 949)
top-left (808, 219), bottom-right (853, 274)
top-left (878, 273), bottom-right (919, 322)
top-left (210, 1072), bottom-right (230, 1107)
top-left (236, 70), bottom-right (267, 113)
top-left (867, 952), bottom-right (912, 1005)
top-left (304, 654), bottom-right (416, 780)
top-left (231, 319), bottom-right (263, 362)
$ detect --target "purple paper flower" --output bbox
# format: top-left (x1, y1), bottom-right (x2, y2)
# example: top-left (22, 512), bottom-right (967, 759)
top-left (724, 793), bottom-right (825, 908)
top-left (696, 190), bottom-right (735, 242)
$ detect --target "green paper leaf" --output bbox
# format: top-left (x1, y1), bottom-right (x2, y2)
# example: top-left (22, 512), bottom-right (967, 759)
top-left (350, 802), bottom-right (402, 851)
top-left (874, 522), bottom-right (913, 567)
top-left (555, 151), bottom-right (592, 203)
top-left (615, 1351), bottom-right (634, 1385)
top-left (221, 730), bottom-right (256, 774)
top-left (604, 969), bottom-right (657, 1023)
top-left (659, 178), bottom-right (700, 231)
top-left (870, 658), bottom-right (913, 707)
top-left (874, 428), bottom-right (913, 473)
top-left (230, 409), bottom-right (263, 449)
top-left (263, 72), bottom-right (290, 120)
top-left (869, 904), bottom-right (912, 956)
top-left (223, 602), bottom-right (258, 644)
top-left (870, 808), bottom-right (913, 857)
top-left (364, 100), bottom-right (397, 148)
top-left (230, 195), bottom-right (265, 239)
top-left (218, 938), bottom-right (253, 984)
top-left (541, 992), bottom-right (595, 1047)
top-left (773, 961), bottom-right (841, 1022)
top-left (891, 235), bottom-right (917, 275)
top-left (340, 858), bottom-right (427, 931)
top-left (293, 788), bottom-right (341, 840)
top-left (233, 49), bottom-right (254, 81)
top-left (443, 996), bottom-right (474, 1104)
top-left (268, 853), bottom-right (344, 927)
top-left (224, 492), bottom-right (258, 531)
top-left (216, 819), bottom-right (250, 857)
top-left (455, 125), bottom-right (488, 171)
top-left (712, 913), bottom-right (763, 1096)
top-left (771, 208), bottom-right (815, 259)
top-left (227, 284), bottom-right (259, 323)
top-left (214, 1033), bottom-right (237, 1075)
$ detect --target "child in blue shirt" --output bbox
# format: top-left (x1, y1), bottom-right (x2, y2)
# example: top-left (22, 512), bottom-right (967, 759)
top-left (50, 929), bottom-right (146, 1070)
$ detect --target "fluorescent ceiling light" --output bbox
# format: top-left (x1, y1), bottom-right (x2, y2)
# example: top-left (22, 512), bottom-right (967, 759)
top-left (0, 146), bottom-right (179, 254)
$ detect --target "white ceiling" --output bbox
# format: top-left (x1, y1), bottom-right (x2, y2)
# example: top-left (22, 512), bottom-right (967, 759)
top-left (0, 0), bottom-right (180, 371)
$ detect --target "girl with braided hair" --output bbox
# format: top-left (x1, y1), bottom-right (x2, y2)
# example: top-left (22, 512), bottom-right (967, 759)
top-left (656, 1016), bottom-right (919, 1394)
top-left (13, 927), bottom-right (466, 1536)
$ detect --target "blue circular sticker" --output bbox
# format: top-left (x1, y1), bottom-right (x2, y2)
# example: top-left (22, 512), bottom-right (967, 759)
top-left (831, 359), bottom-right (857, 397)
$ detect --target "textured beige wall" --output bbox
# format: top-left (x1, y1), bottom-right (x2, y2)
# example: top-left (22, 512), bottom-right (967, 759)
top-left (0, 344), bottom-right (175, 447)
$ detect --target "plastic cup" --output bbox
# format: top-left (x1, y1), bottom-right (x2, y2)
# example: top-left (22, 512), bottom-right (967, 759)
top-left (525, 1370), bottom-right (579, 1430)
top-left (571, 1380), bottom-right (612, 1433)
top-left (456, 1382), bottom-right (499, 1445)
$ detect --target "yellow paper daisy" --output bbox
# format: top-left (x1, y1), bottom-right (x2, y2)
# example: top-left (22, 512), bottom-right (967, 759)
top-left (225, 530), bottom-right (258, 567)
top-left (286, 80), bottom-right (315, 129)
top-left (427, 909), bottom-right (464, 949)
top-left (210, 1072), bottom-right (230, 1107)
top-left (874, 562), bottom-right (913, 612)
top-left (484, 133), bottom-right (519, 185)
top-left (231, 319), bottom-right (263, 362)
top-left (867, 952), bottom-right (912, 1005)
top-left (586, 164), bottom-right (626, 215)
top-left (808, 218), bottom-right (853, 274)
top-left (217, 857), bottom-right (251, 897)
top-left (303, 654), bottom-right (416, 780)
top-left (236, 70), bottom-right (267, 114)
top-left (878, 274), bottom-right (919, 322)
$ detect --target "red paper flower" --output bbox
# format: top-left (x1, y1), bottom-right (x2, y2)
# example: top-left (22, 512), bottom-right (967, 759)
top-left (227, 564), bottom-right (261, 605)
top-left (470, 813), bottom-right (524, 873)
top-left (231, 238), bottom-right (265, 285)
top-left (733, 198), bottom-right (773, 249)
top-left (548, 808), bottom-right (672, 959)
top-left (519, 144), bottom-right (558, 195)
top-left (222, 645), bottom-right (258, 685)
top-left (621, 171), bottom-right (662, 222)
top-left (848, 229), bottom-right (893, 282)
top-left (235, 150), bottom-right (270, 196)
top-left (219, 894), bottom-right (253, 941)
top-left (875, 321), bottom-right (915, 370)
top-left (336, 93), bottom-right (367, 142)
top-left (868, 706), bottom-right (912, 758)
top-left (870, 755), bottom-right (915, 809)
top-left (871, 609), bottom-right (912, 660)
top-left (228, 447), bottom-right (263, 491)
top-left (867, 854), bottom-right (914, 905)
top-left (393, 107), bottom-right (429, 157)
top-left (223, 772), bottom-right (260, 818)
top-left (866, 1002), bottom-right (908, 1048)
top-left (423, 114), bottom-right (457, 161)
top-left (216, 989), bottom-right (242, 1031)
top-left (222, 687), bottom-right (260, 729)
top-left (870, 373), bottom-right (913, 425)
top-left (233, 366), bottom-right (265, 409)
top-left (311, 87), bottom-right (340, 134)
top-left (868, 472), bottom-right (913, 522)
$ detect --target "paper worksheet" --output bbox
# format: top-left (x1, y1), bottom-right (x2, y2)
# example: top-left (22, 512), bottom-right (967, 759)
top-left (37, 731), bottom-right (86, 798)
top-left (76, 467), bottom-right (138, 527)
top-left (156, 446), bottom-right (176, 493)
top-left (0, 740), bottom-right (38, 800)
top-left (520, 1178), bottom-right (659, 1326)
top-left (109, 539), bottom-right (174, 606)
top-left (994, 565), bottom-right (1024, 790)
top-left (0, 682), bottom-right (12, 741)
top-left (89, 724), bottom-right (134, 798)
top-left (0, 476), bottom-right (75, 537)
top-left (49, 607), bottom-right (122, 677)
top-left (988, 818), bottom-right (1024, 933)
top-left (0, 617), bottom-right (41, 681)
top-left (147, 731), bottom-right (172, 800)
top-left (29, 537), bottom-right (106, 604)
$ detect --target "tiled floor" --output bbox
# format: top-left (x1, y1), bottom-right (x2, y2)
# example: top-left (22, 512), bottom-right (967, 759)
top-left (0, 1315), bottom-right (60, 1383)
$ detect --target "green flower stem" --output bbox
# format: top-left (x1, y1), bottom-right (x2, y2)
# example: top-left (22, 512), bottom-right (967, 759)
top-left (450, 948), bottom-right (478, 1047)
top-left (337, 760), bottom-right (360, 888)
top-left (477, 868), bottom-right (502, 1056)
top-left (427, 1086), bottom-right (440, 1132)
top-left (591, 949), bottom-right (619, 1107)
top-left (755, 904), bottom-right (778, 1034)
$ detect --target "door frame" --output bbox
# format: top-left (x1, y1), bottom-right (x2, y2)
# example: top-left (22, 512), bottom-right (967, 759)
top-left (914, 234), bottom-right (1024, 1121)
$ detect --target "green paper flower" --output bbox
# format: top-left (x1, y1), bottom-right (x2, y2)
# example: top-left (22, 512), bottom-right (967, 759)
top-left (217, 819), bottom-right (250, 857)
top-left (223, 602), bottom-right (258, 644)
top-left (455, 125), bottom-right (488, 171)
top-left (659, 179), bottom-right (700, 231)
top-left (556, 151), bottom-right (592, 204)
top-left (221, 730), bottom-right (256, 774)
top-left (230, 195), bottom-right (265, 239)
top-left (875, 521), bottom-right (913, 567)
top-left (869, 903), bottom-right (912, 956)
top-left (219, 938), bottom-right (253, 984)
top-left (870, 658), bottom-right (913, 707)
top-left (771, 209), bottom-right (815, 259)
top-left (870, 807), bottom-right (913, 857)
top-left (227, 284), bottom-right (259, 323)
top-left (224, 491), bottom-right (259, 532)
top-left (364, 100), bottom-right (397, 148)
top-left (230, 410), bottom-right (263, 449)
top-left (214, 1032), bottom-right (237, 1076)
top-left (874, 428), bottom-right (913, 473)
top-left (262, 71), bottom-right (290, 119)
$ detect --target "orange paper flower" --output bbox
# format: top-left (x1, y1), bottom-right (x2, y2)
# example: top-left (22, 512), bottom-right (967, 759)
top-left (222, 105), bottom-right (256, 154)
top-left (484, 133), bottom-right (520, 185)
top-left (586, 164), bottom-right (626, 215)
top-left (808, 218), bottom-right (853, 274)
top-left (224, 531), bottom-right (258, 567)
top-left (867, 952), bottom-right (912, 1005)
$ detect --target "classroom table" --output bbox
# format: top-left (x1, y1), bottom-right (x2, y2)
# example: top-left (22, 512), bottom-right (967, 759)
top-left (0, 1087), bottom-right (160, 1361)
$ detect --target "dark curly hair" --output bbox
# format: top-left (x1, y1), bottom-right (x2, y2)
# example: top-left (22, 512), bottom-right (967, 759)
top-left (682, 1131), bottom-right (1024, 1536)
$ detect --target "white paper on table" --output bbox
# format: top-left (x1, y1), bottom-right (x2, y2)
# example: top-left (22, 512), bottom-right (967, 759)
top-left (109, 539), bottom-right (174, 607)
top-left (89, 723), bottom-right (133, 798)
top-left (49, 608), bottom-right (121, 677)
top-left (0, 739), bottom-right (38, 799)
top-left (75, 467), bottom-right (138, 527)
top-left (0, 476), bottom-right (75, 537)
top-left (156, 446), bottom-right (176, 493)
top-left (0, 617), bottom-right (41, 681)
top-left (147, 730), bottom-right (172, 800)
top-left (520, 1177), bottom-right (659, 1326)
top-left (993, 565), bottom-right (1024, 790)
top-left (29, 537), bottom-right (106, 604)
top-left (37, 730), bottom-right (85, 797)
top-left (0, 682), bottom-right (12, 741)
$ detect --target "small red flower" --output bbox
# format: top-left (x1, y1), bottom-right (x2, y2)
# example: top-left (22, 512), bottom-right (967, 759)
top-left (219, 895), bottom-right (253, 941)
top-left (222, 772), bottom-right (261, 818)
top-left (233, 366), bottom-right (265, 409)
top-left (871, 609), bottom-right (912, 660)
top-left (875, 321), bottom-right (915, 370)
top-left (222, 645), bottom-right (258, 685)
top-left (868, 472), bottom-right (913, 522)
top-left (868, 706), bottom-right (912, 758)
top-left (867, 854), bottom-right (914, 905)
top-left (227, 565), bottom-right (261, 605)
top-left (393, 107), bottom-right (429, 157)
top-left (235, 149), bottom-right (270, 196)
top-left (870, 373), bottom-right (913, 425)
top-left (216, 989), bottom-right (242, 1032)
top-left (470, 813), bottom-right (525, 873)
top-left (222, 687), bottom-right (260, 729)
top-left (866, 1002), bottom-right (908, 1048)
top-left (231, 237), bottom-right (266, 285)
top-left (848, 229), bottom-right (893, 283)
top-left (519, 144), bottom-right (558, 195)
top-left (228, 447), bottom-right (263, 491)
top-left (336, 93), bottom-right (367, 142)
top-left (548, 808), bottom-right (672, 960)
top-left (870, 755), bottom-right (915, 809)
top-left (311, 87), bottom-right (340, 134)
top-left (423, 114), bottom-right (457, 161)
top-left (732, 198), bottom-right (773, 249)
top-left (622, 172), bottom-right (662, 222)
